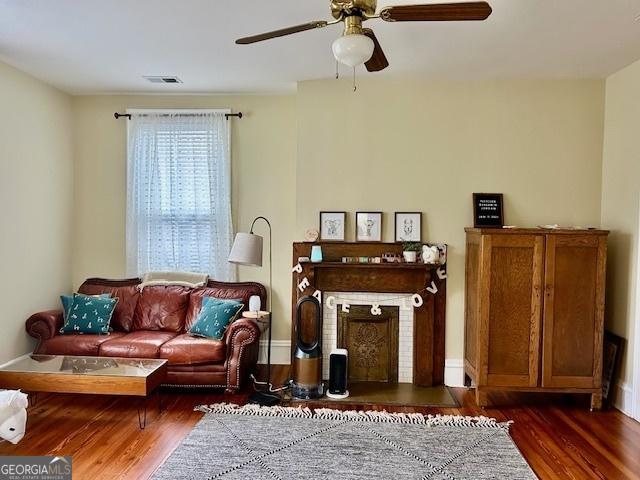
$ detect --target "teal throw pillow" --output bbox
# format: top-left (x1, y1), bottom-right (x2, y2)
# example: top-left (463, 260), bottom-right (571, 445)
top-left (60, 294), bottom-right (118, 335)
top-left (189, 297), bottom-right (243, 340)
top-left (61, 293), bottom-right (110, 320)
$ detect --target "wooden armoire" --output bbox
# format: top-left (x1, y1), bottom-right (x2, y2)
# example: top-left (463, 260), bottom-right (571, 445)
top-left (464, 228), bottom-right (608, 409)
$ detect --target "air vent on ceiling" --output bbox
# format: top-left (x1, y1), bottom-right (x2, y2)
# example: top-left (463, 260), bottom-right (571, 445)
top-left (143, 75), bottom-right (183, 84)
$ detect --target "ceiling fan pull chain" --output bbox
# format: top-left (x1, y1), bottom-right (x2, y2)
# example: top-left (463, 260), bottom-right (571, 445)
top-left (353, 66), bottom-right (357, 92)
top-left (336, 61), bottom-right (339, 80)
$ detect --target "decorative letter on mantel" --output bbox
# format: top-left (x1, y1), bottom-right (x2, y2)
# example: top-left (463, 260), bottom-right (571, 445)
top-left (411, 294), bottom-right (424, 307)
top-left (326, 296), bottom-right (336, 309)
top-left (297, 277), bottom-right (310, 292)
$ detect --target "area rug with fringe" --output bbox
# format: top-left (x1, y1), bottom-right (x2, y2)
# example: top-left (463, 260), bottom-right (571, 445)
top-left (152, 403), bottom-right (537, 480)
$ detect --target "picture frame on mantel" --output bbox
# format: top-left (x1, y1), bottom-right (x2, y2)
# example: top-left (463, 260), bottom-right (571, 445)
top-left (319, 211), bottom-right (346, 241)
top-left (472, 193), bottom-right (504, 228)
top-left (356, 212), bottom-right (383, 242)
top-left (394, 212), bottom-right (422, 242)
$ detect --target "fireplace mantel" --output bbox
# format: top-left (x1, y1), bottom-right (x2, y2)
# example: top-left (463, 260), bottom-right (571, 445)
top-left (291, 242), bottom-right (446, 386)
top-left (311, 262), bottom-right (435, 269)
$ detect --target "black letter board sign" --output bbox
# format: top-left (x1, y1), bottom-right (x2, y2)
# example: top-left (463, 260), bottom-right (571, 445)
top-left (473, 193), bottom-right (504, 228)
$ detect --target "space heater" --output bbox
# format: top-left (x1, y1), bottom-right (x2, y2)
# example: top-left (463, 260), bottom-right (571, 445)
top-left (292, 296), bottom-right (324, 399)
top-left (326, 348), bottom-right (349, 399)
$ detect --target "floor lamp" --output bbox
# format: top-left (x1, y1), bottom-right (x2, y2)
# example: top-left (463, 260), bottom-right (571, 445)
top-left (228, 216), bottom-right (279, 406)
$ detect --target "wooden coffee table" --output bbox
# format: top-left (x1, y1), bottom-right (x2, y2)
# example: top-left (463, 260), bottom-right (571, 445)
top-left (0, 354), bottom-right (167, 429)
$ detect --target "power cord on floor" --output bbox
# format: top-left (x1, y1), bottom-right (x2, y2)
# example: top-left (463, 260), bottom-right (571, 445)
top-left (248, 375), bottom-right (292, 406)
top-left (250, 374), bottom-right (292, 393)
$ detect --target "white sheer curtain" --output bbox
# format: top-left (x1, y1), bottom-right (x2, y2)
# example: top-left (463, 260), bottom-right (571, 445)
top-left (126, 110), bottom-right (236, 281)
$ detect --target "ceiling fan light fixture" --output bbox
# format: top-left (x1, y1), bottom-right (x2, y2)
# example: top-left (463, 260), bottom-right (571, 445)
top-left (332, 33), bottom-right (374, 67)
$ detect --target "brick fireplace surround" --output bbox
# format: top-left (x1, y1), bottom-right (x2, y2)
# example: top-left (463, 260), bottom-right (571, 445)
top-left (291, 242), bottom-right (446, 387)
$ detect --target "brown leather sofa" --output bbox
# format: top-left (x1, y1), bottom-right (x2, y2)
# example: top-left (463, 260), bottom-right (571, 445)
top-left (25, 277), bottom-right (266, 392)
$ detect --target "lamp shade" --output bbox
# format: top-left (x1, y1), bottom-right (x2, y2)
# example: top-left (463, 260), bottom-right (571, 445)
top-left (228, 232), bottom-right (263, 267)
top-left (332, 33), bottom-right (374, 67)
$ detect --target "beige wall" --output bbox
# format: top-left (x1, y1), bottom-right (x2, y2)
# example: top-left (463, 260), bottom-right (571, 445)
top-left (71, 80), bottom-right (606, 362)
top-left (71, 95), bottom-right (296, 339)
top-left (0, 61), bottom-right (73, 363)
top-left (0, 55), bottom-right (629, 383)
top-left (601, 58), bottom-right (640, 387)
top-left (297, 78), bottom-right (606, 359)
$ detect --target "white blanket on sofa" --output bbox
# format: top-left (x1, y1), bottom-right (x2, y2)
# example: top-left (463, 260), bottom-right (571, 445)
top-left (138, 271), bottom-right (209, 290)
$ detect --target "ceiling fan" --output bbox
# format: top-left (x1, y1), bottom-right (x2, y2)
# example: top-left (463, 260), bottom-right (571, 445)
top-left (236, 1), bottom-right (492, 72)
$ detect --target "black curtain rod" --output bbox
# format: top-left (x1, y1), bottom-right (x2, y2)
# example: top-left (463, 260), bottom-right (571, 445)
top-left (114, 112), bottom-right (242, 120)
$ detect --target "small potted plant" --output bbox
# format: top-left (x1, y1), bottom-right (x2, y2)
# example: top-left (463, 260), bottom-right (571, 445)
top-left (402, 242), bottom-right (422, 263)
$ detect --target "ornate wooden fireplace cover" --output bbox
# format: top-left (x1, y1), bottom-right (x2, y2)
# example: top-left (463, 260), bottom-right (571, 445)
top-left (338, 305), bottom-right (399, 383)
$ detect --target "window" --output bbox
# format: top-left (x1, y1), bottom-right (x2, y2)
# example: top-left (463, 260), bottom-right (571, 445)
top-left (126, 110), bottom-right (235, 280)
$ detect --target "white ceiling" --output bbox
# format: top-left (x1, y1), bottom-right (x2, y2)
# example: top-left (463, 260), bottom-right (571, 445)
top-left (1, 0), bottom-right (640, 94)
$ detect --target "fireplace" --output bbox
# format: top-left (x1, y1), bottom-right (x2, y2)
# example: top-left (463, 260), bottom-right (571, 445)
top-left (292, 242), bottom-right (446, 387)
top-left (337, 305), bottom-right (399, 383)
top-left (323, 294), bottom-right (414, 382)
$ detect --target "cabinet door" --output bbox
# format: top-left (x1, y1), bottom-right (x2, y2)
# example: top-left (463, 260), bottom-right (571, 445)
top-left (542, 235), bottom-right (606, 388)
top-left (479, 234), bottom-right (544, 387)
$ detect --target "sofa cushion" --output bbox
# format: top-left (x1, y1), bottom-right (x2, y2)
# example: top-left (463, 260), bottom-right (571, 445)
top-left (37, 332), bottom-right (126, 356)
top-left (79, 279), bottom-right (141, 332)
top-left (98, 331), bottom-right (177, 358)
top-left (159, 334), bottom-right (226, 366)
top-left (61, 293), bottom-right (111, 320)
top-left (133, 286), bottom-right (190, 332)
top-left (60, 294), bottom-right (118, 335)
top-left (186, 286), bottom-right (255, 331)
top-left (188, 298), bottom-right (243, 340)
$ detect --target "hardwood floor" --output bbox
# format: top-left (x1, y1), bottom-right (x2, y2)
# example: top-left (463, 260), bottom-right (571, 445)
top-left (1, 365), bottom-right (639, 479)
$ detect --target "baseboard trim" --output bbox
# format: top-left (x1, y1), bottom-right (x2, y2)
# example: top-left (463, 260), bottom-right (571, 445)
top-left (445, 358), bottom-right (465, 387)
top-left (257, 340), bottom-right (291, 365)
top-left (613, 381), bottom-right (633, 416)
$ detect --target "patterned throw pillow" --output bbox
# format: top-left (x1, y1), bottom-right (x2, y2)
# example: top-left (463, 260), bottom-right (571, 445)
top-left (60, 293), bottom-right (110, 320)
top-left (188, 298), bottom-right (243, 340)
top-left (60, 294), bottom-right (118, 335)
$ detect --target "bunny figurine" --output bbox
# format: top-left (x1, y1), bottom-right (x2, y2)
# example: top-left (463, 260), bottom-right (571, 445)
top-left (422, 245), bottom-right (440, 264)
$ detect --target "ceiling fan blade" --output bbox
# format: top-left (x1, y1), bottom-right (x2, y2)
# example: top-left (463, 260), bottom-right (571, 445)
top-left (363, 29), bottom-right (389, 72)
top-left (236, 21), bottom-right (329, 45)
top-left (380, 2), bottom-right (492, 22)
